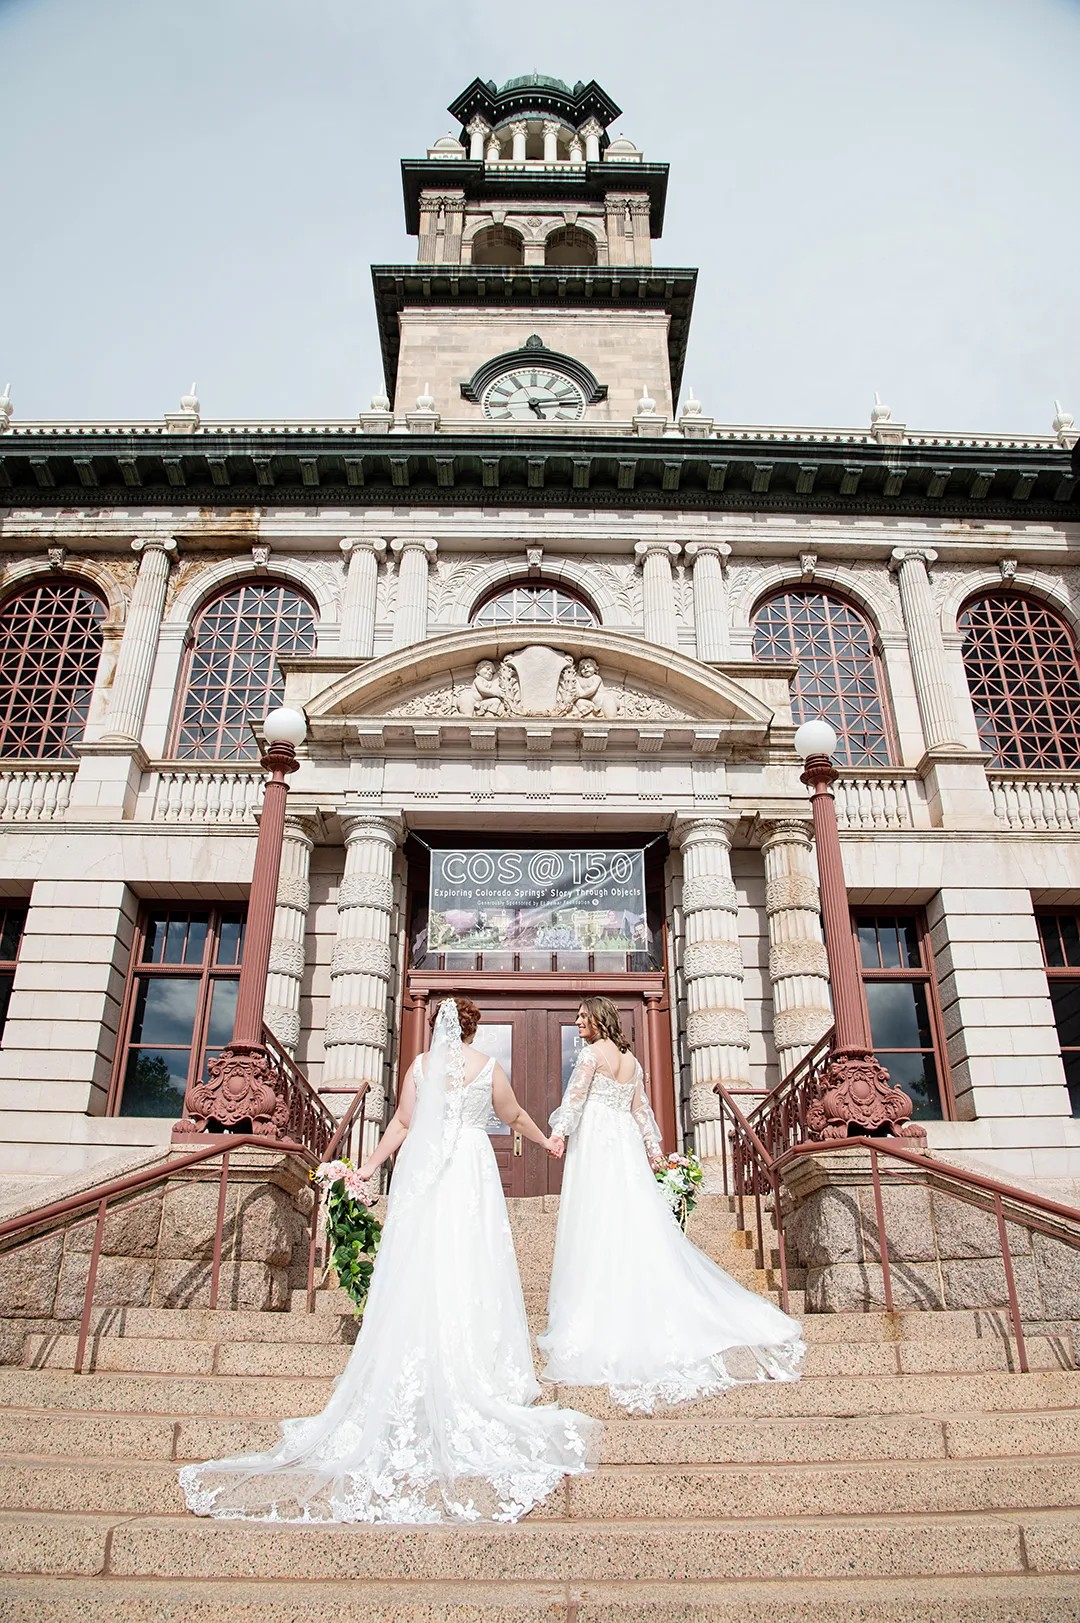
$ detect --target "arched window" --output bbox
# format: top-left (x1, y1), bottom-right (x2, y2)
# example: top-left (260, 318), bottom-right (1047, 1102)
top-left (545, 225), bottom-right (597, 267)
top-left (0, 577), bottom-right (105, 759)
top-left (471, 225), bottom-right (524, 267)
top-left (471, 582), bottom-right (598, 629)
top-left (959, 592), bottom-right (1080, 769)
top-left (172, 581), bottom-right (316, 761)
top-left (753, 589), bottom-right (894, 766)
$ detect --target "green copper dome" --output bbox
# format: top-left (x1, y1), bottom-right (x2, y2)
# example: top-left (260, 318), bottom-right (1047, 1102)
top-left (499, 74), bottom-right (577, 96)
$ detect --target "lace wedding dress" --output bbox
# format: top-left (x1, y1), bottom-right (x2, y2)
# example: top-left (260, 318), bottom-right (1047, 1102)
top-left (537, 1047), bottom-right (806, 1413)
top-left (179, 1005), bottom-right (601, 1524)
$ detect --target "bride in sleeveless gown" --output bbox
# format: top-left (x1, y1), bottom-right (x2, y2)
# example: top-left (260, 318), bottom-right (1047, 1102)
top-left (538, 996), bottom-right (805, 1414)
top-left (180, 996), bottom-right (601, 1523)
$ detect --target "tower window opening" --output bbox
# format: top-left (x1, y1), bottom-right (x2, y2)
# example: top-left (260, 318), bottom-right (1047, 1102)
top-left (545, 225), bottom-right (597, 267)
top-left (471, 225), bottom-right (525, 267)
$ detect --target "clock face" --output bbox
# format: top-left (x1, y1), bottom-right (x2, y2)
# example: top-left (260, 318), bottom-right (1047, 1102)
top-left (481, 367), bottom-right (587, 423)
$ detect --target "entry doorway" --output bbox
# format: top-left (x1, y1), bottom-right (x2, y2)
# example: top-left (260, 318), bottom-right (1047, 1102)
top-left (411, 993), bottom-right (651, 1198)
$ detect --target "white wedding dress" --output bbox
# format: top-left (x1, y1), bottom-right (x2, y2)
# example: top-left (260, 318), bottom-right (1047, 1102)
top-left (538, 1046), bottom-right (806, 1413)
top-left (180, 1008), bottom-right (601, 1524)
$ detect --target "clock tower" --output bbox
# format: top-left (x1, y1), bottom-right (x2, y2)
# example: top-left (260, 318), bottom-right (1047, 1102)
top-left (373, 74), bottom-right (696, 426)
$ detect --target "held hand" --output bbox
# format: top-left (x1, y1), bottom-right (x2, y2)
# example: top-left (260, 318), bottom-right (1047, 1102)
top-left (547, 1135), bottom-right (565, 1160)
top-left (357, 1163), bottom-right (376, 1184)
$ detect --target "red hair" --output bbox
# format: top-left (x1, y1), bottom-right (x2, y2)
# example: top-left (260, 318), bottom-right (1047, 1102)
top-left (429, 995), bottom-right (481, 1042)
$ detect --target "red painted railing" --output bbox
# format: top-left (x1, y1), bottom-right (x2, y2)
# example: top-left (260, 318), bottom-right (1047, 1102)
top-left (746, 1030), bottom-right (832, 1161)
top-left (0, 1073), bottom-right (369, 1372)
top-left (714, 1076), bottom-right (1080, 1373)
top-left (261, 1026), bottom-right (339, 1160)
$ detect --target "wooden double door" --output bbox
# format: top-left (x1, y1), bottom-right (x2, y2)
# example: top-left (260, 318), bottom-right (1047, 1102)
top-left (469, 996), bottom-right (649, 1197)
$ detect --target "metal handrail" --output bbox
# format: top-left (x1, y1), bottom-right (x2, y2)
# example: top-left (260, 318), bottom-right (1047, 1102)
top-left (746, 1030), bottom-right (833, 1159)
top-left (714, 1076), bottom-right (1080, 1373)
top-left (0, 1078), bottom-right (370, 1371)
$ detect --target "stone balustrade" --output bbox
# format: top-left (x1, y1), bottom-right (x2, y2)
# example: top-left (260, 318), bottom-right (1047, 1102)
top-left (833, 771), bottom-right (928, 831)
top-left (0, 766), bottom-right (75, 821)
top-left (989, 772), bottom-right (1080, 832)
top-left (148, 766), bottom-right (263, 824)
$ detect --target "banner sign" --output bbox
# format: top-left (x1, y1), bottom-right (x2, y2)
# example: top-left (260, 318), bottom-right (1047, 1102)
top-left (428, 847), bottom-right (648, 954)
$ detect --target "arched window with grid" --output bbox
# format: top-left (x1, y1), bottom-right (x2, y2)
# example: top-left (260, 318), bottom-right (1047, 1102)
top-left (752, 588), bottom-right (894, 767)
top-left (958, 592), bottom-right (1080, 769)
top-left (0, 577), bottom-right (105, 759)
top-left (470, 582), bottom-right (598, 630)
top-left (171, 581), bottom-right (317, 761)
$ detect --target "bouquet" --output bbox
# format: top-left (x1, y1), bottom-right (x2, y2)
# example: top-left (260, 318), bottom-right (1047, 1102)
top-left (311, 1158), bottom-right (383, 1317)
top-left (654, 1150), bottom-right (704, 1231)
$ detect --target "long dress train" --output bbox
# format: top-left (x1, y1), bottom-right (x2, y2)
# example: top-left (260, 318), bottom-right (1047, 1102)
top-left (537, 1048), bottom-right (806, 1413)
top-left (179, 1052), bottom-right (601, 1523)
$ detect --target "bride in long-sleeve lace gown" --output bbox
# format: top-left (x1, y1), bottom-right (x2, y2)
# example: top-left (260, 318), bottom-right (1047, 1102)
top-left (179, 996), bottom-right (601, 1524)
top-left (538, 996), bottom-right (805, 1414)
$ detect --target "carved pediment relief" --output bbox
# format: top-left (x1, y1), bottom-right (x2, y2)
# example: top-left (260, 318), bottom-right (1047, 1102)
top-left (298, 626), bottom-right (776, 744)
top-left (385, 645), bottom-right (688, 722)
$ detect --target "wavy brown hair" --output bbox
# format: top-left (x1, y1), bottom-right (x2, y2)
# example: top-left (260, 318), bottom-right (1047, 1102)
top-left (429, 995), bottom-right (481, 1042)
top-left (579, 996), bottom-right (630, 1051)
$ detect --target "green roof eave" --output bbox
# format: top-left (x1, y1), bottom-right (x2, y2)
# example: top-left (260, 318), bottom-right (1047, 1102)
top-left (400, 159), bottom-right (670, 236)
top-left (369, 262), bottom-right (697, 404)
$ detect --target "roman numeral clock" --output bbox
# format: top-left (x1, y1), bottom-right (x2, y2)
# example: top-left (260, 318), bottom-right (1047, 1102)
top-left (461, 337), bottom-right (607, 425)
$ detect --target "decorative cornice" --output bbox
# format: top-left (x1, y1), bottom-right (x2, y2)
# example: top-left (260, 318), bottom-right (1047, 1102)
top-left (1, 430), bottom-right (1075, 522)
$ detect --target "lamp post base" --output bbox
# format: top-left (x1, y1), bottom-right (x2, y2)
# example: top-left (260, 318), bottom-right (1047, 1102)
top-left (175, 1042), bottom-right (289, 1139)
top-left (807, 1046), bottom-right (927, 1145)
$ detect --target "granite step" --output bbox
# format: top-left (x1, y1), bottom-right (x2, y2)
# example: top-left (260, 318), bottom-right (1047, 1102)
top-left (2, 1572), bottom-right (1079, 1623)
top-left (4, 1453), bottom-right (1078, 1522)
top-left (4, 1365), bottom-right (1079, 1420)
top-left (5, 1402), bottom-right (1080, 1468)
top-left (2, 1505), bottom-right (1076, 1582)
top-left (20, 1329), bottom-right (1072, 1377)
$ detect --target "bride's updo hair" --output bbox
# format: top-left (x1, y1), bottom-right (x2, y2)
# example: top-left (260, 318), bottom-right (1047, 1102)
top-left (431, 995), bottom-right (481, 1041)
top-left (580, 995), bottom-right (630, 1052)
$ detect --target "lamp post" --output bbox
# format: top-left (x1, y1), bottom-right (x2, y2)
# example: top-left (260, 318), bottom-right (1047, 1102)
top-left (794, 719), bottom-right (926, 1143)
top-left (176, 707), bottom-right (307, 1140)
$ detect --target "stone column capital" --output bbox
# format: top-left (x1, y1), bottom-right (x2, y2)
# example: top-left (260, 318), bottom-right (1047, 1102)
top-left (889, 545), bottom-right (938, 573)
top-left (466, 115), bottom-right (491, 137)
top-left (282, 811), bottom-right (320, 845)
top-left (757, 815), bottom-right (814, 851)
top-left (340, 535), bottom-right (387, 557)
top-left (684, 541), bottom-right (731, 566)
top-left (542, 119), bottom-right (561, 137)
top-left (672, 815), bottom-right (736, 850)
top-left (507, 118), bottom-right (528, 135)
top-left (578, 117), bottom-right (604, 139)
top-left (390, 537), bottom-right (438, 560)
top-left (338, 810), bottom-right (403, 848)
top-left (131, 535), bottom-right (178, 559)
top-left (634, 540), bottom-right (682, 566)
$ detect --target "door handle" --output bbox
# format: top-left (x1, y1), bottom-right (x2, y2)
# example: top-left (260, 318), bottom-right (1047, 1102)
top-left (513, 1130), bottom-right (523, 1156)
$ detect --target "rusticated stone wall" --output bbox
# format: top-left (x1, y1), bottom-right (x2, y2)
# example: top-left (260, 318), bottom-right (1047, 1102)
top-left (0, 1152), bottom-right (312, 1363)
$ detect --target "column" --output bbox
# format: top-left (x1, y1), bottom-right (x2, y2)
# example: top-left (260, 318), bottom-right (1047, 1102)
top-left (759, 819), bottom-right (832, 1078)
top-left (100, 535), bottom-right (177, 742)
top-left (677, 819), bottom-right (752, 1158)
top-left (579, 118), bottom-right (602, 162)
top-left (604, 197), bottom-right (628, 266)
top-left (684, 541), bottom-right (731, 662)
top-left (417, 196), bottom-right (440, 261)
top-left (339, 536), bottom-right (386, 658)
top-left (263, 813), bottom-right (317, 1054)
top-left (542, 120), bottom-right (560, 163)
top-left (509, 120), bottom-right (527, 162)
top-left (467, 116), bottom-right (490, 161)
top-left (390, 538), bottom-right (437, 648)
top-left (321, 814), bottom-right (401, 1134)
top-left (634, 541), bottom-right (681, 649)
top-left (628, 197), bottom-right (652, 265)
top-left (889, 546), bottom-right (961, 751)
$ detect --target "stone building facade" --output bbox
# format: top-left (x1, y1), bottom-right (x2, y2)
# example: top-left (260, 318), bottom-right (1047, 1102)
top-left (0, 73), bottom-right (1078, 1200)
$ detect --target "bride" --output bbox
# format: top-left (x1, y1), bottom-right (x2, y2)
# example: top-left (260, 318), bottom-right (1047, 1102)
top-left (180, 996), bottom-right (601, 1523)
top-left (538, 996), bottom-right (805, 1413)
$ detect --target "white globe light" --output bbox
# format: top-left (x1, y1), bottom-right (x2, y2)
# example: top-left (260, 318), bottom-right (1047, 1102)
top-left (263, 707), bottom-right (307, 748)
top-left (794, 718), bottom-right (838, 760)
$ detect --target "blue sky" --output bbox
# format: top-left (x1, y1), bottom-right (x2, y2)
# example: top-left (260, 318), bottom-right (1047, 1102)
top-left (1, 0), bottom-right (1077, 432)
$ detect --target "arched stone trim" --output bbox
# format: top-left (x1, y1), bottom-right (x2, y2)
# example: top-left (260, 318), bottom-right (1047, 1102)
top-left (939, 568), bottom-right (1080, 645)
top-left (731, 561), bottom-right (902, 641)
top-left (165, 555), bottom-right (337, 646)
top-left (537, 215), bottom-right (606, 250)
top-left (460, 337), bottom-right (607, 406)
top-left (434, 555), bottom-right (624, 628)
top-left (0, 556), bottom-right (126, 629)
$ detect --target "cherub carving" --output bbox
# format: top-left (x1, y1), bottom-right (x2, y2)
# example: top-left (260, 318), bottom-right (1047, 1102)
top-left (468, 659), bottom-right (506, 718)
top-left (567, 657), bottom-right (608, 718)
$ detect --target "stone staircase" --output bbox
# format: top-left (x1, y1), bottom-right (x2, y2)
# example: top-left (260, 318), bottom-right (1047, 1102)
top-left (1, 1192), bottom-right (1078, 1619)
